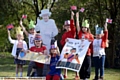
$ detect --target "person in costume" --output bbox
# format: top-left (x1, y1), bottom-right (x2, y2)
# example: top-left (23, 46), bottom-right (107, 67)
top-left (92, 22), bottom-right (108, 80)
top-left (35, 9), bottom-right (58, 53)
top-left (29, 34), bottom-right (49, 77)
top-left (7, 27), bottom-right (28, 77)
top-left (20, 19), bottom-right (37, 77)
top-left (46, 45), bottom-right (61, 80)
top-left (60, 11), bottom-right (76, 79)
top-left (76, 12), bottom-right (94, 80)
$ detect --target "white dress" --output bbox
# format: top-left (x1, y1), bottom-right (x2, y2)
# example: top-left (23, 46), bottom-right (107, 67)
top-left (35, 19), bottom-right (58, 54)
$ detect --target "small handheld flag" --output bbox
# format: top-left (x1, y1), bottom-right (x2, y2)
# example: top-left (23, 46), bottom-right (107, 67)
top-left (71, 6), bottom-right (77, 10)
top-left (106, 18), bottom-right (112, 24)
top-left (6, 24), bottom-right (14, 30)
top-left (80, 8), bottom-right (85, 12)
top-left (22, 14), bottom-right (27, 19)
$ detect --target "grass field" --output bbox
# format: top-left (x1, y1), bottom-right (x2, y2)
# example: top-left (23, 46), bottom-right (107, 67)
top-left (0, 52), bottom-right (120, 80)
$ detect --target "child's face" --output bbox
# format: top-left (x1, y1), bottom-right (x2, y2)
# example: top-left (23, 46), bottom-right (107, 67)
top-left (96, 34), bottom-right (103, 39)
top-left (51, 49), bottom-right (57, 54)
top-left (82, 27), bottom-right (88, 32)
top-left (34, 40), bottom-right (42, 47)
top-left (64, 25), bottom-right (70, 31)
top-left (16, 34), bottom-right (23, 40)
top-left (29, 28), bottom-right (35, 34)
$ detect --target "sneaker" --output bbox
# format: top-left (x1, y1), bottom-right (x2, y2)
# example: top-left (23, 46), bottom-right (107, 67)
top-left (74, 76), bottom-right (79, 80)
top-left (63, 75), bottom-right (67, 78)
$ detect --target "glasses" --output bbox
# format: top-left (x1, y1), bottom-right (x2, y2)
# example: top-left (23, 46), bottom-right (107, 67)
top-left (35, 41), bottom-right (41, 42)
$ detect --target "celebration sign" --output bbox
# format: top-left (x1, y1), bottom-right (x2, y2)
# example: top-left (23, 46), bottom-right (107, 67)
top-left (18, 51), bottom-right (51, 64)
top-left (56, 38), bottom-right (91, 72)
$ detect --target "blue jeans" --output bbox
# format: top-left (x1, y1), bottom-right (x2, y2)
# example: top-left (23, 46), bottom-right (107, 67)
top-left (93, 55), bottom-right (105, 79)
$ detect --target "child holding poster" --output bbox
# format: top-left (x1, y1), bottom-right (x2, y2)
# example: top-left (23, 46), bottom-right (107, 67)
top-left (7, 27), bottom-right (28, 77)
top-left (46, 45), bottom-right (61, 80)
top-left (28, 34), bottom-right (49, 77)
top-left (60, 10), bottom-right (76, 78)
top-left (93, 22), bottom-right (108, 80)
top-left (76, 12), bottom-right (94, 80)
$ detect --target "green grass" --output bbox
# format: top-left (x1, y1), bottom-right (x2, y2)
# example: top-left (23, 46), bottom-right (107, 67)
top-left (0, 52), bottom-right (120, 80)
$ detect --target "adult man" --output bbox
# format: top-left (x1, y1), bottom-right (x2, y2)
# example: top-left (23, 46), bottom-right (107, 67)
top-left (35, 9), bottom-right (58, 54)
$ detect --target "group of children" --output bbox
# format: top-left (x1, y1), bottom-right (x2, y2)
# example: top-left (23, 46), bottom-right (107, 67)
top-left (7, 8), bottom-right (108, 80)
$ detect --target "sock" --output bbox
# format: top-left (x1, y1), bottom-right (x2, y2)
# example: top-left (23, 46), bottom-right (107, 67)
top-left (20, 72), bottom-right (22, 77)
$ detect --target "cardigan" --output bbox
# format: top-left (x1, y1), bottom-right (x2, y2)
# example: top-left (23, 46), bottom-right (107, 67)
top-left (8, 36), bottom-right (28, 57)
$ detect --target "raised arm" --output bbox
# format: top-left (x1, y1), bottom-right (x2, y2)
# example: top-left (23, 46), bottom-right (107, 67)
top-left (76, 12), bottom-right (80, 33)
top-left (7, 30), bottom-right (15, 44)
top-left (103, 22), bottom-right (108, 40)
top-left (104, 22), bottom-right (108, 31)
top-left (20, 19), bottom-right (29, 36)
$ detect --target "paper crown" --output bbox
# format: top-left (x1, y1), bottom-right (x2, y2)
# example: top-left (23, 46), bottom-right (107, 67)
top-left (34, 34), bottom-right (42, 40)
top-left (64, 20), bottom-right (70, 26)
top-left (82, 20), bottom-right (89, 28)
top-left (29, 20), bottom-right (35, 29)
top-left (6, 24), bottom-right (14, 30)
top-left (39, 9), bottom-right (51, 17)
top-left (16, 27), bottom-right (23, 35)
top-left (50, 45), bottom-right (57, 49)
top-left (95, 24), bottom-right (103, 34)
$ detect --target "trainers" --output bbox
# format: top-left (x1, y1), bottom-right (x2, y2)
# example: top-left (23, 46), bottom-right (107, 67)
top-left (74, 76), bottom-right (79, 80)
top-left (63, 75), bottom-right (67, 78)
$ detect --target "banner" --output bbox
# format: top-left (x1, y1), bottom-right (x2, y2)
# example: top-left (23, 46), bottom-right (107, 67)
top-left (56, 38), bottom-right (91, 72)
top-left (18, 51), bottom-right (51, 64)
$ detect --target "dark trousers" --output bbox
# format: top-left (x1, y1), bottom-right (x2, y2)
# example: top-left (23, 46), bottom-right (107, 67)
top-left (93, 55), bottom-right (105, 79)
top-left (27, 61), bottom-right (36, 76)
top-left (79, 55), bottom-right (91, 79)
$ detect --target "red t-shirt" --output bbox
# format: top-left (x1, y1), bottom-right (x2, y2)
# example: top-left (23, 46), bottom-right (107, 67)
top-left (78, 30), bottom-right (94, 56)
top-left (60, 19), bottom-right (76, 46)
top-left (30, 46), bottom-right (46, 68)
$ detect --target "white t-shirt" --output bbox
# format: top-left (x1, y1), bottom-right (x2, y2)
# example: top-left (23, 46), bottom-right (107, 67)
top-left (93, 39), bottom-right (105, 57)
top-left (28, 34), bottom-right (35, 48)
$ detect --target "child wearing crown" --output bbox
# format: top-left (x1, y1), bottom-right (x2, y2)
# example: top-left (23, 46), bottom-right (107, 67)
top-left (92, 22), bottom-right (108, 80)
top-left (7, 27), bottom-right (28, 77)
top-left (60, 10), bottom-right (76, 79)
top-left (46, 45), bottom-right (61, 80)
top-left (76, 12), bottom-right (94, 80)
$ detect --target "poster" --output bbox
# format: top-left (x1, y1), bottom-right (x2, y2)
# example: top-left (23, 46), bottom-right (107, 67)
top-left (56, 38), bottom-right (91, 72)
top-left (18, 51), bottom-right (51, 64)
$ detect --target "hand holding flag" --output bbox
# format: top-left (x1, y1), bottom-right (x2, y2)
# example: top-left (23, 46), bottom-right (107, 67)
top-left (80, 8), bottom-right (85, 12)
top-left (22, 14), bottom-right (27, 19)
top-left (6, 24), bottom-right (14, 30)
top-left (71, 6), bottom-right (77, 10)
top-left (106, 18), bottom-right (112, 24)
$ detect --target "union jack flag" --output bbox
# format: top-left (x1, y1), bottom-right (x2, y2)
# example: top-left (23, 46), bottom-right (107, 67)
top-left (106, 18), bottom-right (112, 24)
top-left (80, 8), bottom-right (85, 12)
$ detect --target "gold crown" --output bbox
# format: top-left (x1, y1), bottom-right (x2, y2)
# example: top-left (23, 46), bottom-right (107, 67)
top-left (16, 26), bottom-right (23, 35)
